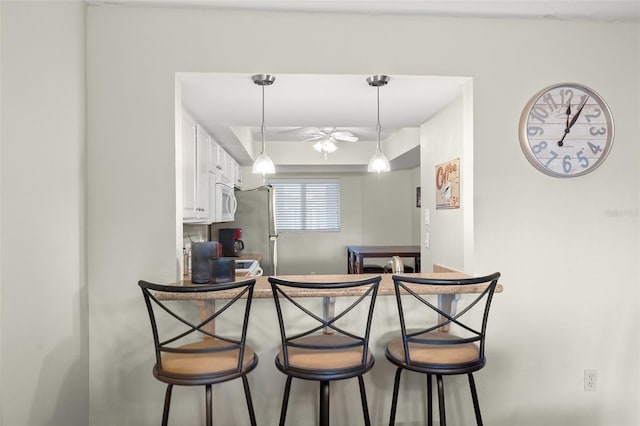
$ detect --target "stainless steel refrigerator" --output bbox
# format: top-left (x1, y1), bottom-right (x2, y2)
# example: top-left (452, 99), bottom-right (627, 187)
top-left (210, 185), bottom-right (278, 276)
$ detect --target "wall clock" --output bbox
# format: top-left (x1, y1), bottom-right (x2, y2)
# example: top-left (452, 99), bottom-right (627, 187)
top-left (519, 83), bottom-right (614, 177)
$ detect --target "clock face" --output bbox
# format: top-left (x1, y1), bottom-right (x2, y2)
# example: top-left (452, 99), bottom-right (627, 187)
top-left (519, 83), bottom-right (614, 178)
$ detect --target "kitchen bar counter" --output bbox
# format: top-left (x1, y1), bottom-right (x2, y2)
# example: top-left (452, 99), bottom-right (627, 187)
top-left (158, 268), bottom-right (502, 300)
top-left (156, 265), bottom-right (502, 336)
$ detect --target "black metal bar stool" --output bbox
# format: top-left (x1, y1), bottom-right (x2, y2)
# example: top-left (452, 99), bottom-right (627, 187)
top-left (268, 275), bottom-right (381, 426)
top-left (384, 272), bottom-right (501, 426)
top-left (138, 279), bottom-right (258, 426)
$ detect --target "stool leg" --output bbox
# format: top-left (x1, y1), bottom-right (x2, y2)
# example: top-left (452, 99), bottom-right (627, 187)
top-left (427, 374), bottom-right (433, 426)
top-left (357, 375), bottom-right (371, 426)
top-left (162, 384), bottom-right (173, 426)
top-left (205, 384), bottom-right (212, 426)
top-left (279, 376), bottom-right (293, 426)
top-left (389, 367), bottom-right (403, 426)
top-left (242, 375), bottom-right (257, 426)
top-left (436, 375), bottom-right (446, 426)
top-left (468, 373), bottom-right (483, 426)
top-left (319, 381), bottom-right (330, 426)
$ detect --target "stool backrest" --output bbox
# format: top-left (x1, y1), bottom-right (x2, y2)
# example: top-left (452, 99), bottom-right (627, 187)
top-left (268, 276), bottom-right (381, 369)
top-left (391, 272), bottom-right (500, 366)
top-left (138, 279), bottom-right (256, 373)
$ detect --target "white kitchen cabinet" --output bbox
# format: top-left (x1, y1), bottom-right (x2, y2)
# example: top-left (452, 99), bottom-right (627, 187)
top-left (223, 151), bottom-right (235, 185)
top-left (182, 111), bottom-right (197, 220)
top-left (182, 110), bottom-right (243, 223)
top-left (195, 125), bottom-right (210, 219)
top-left (208, 138), bottom-right (218, 173)
top-left (234, 161), bottom-right (242, 188)
top-left (207, 171), bottom-right (217, 223)
top-left (208, 138), bottom-right (224, 175)
top-left (182, 109), bottom-right (210, 223)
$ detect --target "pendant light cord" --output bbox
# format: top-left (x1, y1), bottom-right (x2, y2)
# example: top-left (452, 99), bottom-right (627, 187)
top-left (376, 85), bottom-right (382, 152)
top-left (261, 85), bottom-right (266, 154)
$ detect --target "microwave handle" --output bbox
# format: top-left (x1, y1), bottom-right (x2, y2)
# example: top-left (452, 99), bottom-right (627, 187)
top-left (230, 192), bottom-right (238, 215)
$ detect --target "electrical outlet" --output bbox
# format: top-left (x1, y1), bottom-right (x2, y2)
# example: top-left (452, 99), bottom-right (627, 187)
top-left (584, 369), bottom-right (597, 391)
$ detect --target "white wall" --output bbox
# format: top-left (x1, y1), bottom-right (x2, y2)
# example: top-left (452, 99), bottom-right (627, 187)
top-left (421, 91), bottom-right (469, 271)
top-left (0, 2), bottom-right (89, 425)
top-left (80, 6), bottom-right (638, 426)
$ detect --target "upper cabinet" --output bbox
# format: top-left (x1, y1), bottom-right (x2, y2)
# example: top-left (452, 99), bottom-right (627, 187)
top-left (233, 161), bottom-right (242, 188)
top-left (182, 110), bottom-right (210, 223)
top-left (182, 108), bottom-right (241, 224)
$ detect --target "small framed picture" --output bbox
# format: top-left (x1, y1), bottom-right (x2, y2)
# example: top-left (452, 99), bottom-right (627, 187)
top-left (436, 158), bottom-right (460, 209)
top-left (416, 187), bottom-right (421, 208)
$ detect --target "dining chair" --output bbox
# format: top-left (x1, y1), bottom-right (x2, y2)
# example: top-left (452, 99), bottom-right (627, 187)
top-left (138, 279), bottom-right (258, 426)
top-left (268, 275), bottom-right (381, 426)
top-left (385, 272), bottom-right (501, 426)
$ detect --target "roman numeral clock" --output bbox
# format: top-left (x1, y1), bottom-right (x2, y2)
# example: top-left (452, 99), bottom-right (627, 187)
top-left (519, 83), bottom-right (614, 177)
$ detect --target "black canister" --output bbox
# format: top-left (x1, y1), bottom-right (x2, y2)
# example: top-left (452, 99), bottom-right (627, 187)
top-left (190, 241), bottom-right (219, 284)
top-left (209, 257), bottom-right (236, 284)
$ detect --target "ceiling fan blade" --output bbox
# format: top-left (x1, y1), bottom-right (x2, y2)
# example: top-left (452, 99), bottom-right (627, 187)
top-left (332, 132), bottom-right (358, 142)
top-left (279, 127), bottom-right (321, 136)
top-left (302, 135), bottom-right (324, 142)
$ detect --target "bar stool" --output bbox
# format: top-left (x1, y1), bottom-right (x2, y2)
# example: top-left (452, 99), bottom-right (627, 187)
top-left (268, 275), bottom-right (381, 426)
top-left (138, 279), bottom-right (258, 426)
top-left (384, 272), bottom-right (501, 426)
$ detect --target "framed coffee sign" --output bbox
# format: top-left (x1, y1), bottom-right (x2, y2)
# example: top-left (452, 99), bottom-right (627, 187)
top-left (435, 158), bottom-right (460, 209)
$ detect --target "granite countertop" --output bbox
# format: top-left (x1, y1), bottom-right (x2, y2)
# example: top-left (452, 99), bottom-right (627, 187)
top-left (158, 269), bottom-right (503, 301)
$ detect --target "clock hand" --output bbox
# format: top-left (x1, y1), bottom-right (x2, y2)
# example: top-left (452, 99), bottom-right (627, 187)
top-left (567, 96), bottom-right (589, 130)
top-left (558, 97), bottom-right (589, 147)
top-left (558, 104), bottom-right (572, 146)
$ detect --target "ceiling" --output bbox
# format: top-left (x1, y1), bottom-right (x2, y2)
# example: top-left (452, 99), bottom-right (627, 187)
top-left (180, 73), bottom-right (469, 171)
top-left (96, 0), bottom-right (639, 172)
top-left (90, 1), bottom-right (639, 23)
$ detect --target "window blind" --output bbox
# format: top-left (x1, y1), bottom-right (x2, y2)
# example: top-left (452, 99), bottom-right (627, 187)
top-left (269, 178), bottom-right (341, 232)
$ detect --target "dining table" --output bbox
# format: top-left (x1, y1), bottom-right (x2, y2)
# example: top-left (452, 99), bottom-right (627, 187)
top-left (346, 245), bottom-right (422, 274)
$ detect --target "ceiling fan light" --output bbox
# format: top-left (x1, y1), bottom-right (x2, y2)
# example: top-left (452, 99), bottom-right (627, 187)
top-left (252, 152), bottom-right (275, 175)
top-left (325, 140), bottom-right (338, 153)
top-left (313, 139), bottom-right (338, 157)
top-left (367, 150), bottom-right (391, 173)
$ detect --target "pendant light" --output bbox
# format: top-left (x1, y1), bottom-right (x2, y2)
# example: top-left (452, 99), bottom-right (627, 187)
top-left (252, 74), bottom-right (276, 175)
top-left (367, 75), bottom-right (391, 174)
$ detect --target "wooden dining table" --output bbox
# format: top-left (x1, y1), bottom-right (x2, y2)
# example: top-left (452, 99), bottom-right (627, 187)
top-left (347, 245), bottom-right (422, 274)
top-left (155, 265), bottom-right (502, 334)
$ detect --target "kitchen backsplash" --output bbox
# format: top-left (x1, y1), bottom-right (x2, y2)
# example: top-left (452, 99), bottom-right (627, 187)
top-left (183, 224), bottom-right (209, 250)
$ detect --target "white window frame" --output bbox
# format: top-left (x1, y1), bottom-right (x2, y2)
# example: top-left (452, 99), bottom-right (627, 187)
top-left (269, 178), bottom-right (341, 233)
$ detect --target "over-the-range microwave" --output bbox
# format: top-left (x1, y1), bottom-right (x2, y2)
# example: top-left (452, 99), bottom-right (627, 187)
top-left (214, 178), bottom-right (237, 222)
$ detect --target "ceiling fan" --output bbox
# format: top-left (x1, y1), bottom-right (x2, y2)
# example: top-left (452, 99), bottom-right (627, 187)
top-left (280, 127), bottom-right (359, 159)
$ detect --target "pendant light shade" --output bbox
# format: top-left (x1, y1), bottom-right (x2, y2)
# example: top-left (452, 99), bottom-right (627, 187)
top-left (368, 150), bottom-right (391, 173)
top-left (252, 74), bottom-right (276, 176)
top-left (252, 152), bottom-right (275, 174)
top-left (367, 75), bottom-right (391, 174)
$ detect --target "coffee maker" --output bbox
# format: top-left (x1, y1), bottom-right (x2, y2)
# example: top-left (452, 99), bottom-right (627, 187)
top-left (218, 228), bottom-right (244, 257)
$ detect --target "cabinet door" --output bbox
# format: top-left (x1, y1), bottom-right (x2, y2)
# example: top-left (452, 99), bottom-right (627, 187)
top-left (207, 171), bottom-right (217, 223)
top-left (210, 140), bottom-right (224, 175)
top-left (208, 137), bottom-right (220, 173)
top-left (234, 161), bottom-right (242, 188)
top-left (195, 125), bottom-right (210, 219)
top-left (182, 112), bottom-right (197, 220)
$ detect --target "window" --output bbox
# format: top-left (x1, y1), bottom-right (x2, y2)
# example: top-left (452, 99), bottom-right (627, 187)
top-left (269, 178), bottom-right (341, 232)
